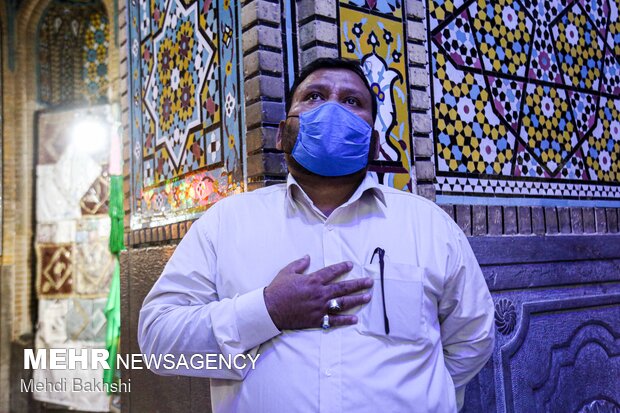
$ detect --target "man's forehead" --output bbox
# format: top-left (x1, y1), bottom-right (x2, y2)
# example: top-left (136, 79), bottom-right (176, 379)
top-left (295, 68), bottom-right (369, 94)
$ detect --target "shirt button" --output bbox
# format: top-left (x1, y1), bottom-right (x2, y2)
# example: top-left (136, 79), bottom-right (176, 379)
top-left (326, 224), bottom-right (334, 231)
top-left (325, 369), bottom-right (332, 377)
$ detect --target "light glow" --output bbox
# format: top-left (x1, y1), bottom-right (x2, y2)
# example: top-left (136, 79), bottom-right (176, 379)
top-left (71, 118), bottom-right (109, 154)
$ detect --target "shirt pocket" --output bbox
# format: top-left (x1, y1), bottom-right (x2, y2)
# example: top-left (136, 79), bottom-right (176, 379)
top-left (356, 262), bottom-right (426, 342)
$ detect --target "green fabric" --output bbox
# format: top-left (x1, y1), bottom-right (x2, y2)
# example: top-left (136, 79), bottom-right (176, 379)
top-left (104, 172), bottom-right (124, 393)
top-left (103, 258), bottom-right (121, 392)
top-left (108, 175), bottom-right (125, 254)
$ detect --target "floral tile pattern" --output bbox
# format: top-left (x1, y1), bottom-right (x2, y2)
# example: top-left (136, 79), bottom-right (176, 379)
top-left (338, 0), bottom-right (413, 191)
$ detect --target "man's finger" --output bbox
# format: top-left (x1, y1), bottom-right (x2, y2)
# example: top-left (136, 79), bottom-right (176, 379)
top-left (285, 255), bottom-right (311, 274)
top-left (327, 314), bottom-right (359, 327)
top-left (313, 261), bottom-right (353, 284)
top-left (327, 293), bottom-right (371, 313)
top-left (327, 278), bottom-right (373, 298)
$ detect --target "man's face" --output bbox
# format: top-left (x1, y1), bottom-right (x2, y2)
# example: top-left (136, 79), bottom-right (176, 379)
top-left (277, 68), bottom-right (377, 157)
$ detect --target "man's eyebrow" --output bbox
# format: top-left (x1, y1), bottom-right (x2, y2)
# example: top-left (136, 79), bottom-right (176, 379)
top-left (300, 82), bottom-right (370, 99)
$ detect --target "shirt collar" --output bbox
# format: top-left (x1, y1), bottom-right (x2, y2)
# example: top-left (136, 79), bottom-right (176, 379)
top-left (285, 172), bottom-right (386, 214)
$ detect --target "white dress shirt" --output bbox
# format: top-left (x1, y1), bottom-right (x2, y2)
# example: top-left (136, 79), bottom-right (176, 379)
top-left (138, 173), bottom-right (495, 413)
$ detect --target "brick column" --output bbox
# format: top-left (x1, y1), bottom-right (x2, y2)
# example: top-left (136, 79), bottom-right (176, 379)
top-left (296, 1), bottom-right (339, 66)
top-left (242, 0), bottom-right (288, 190)
top-left (405, 0), bottom-right (435, 200)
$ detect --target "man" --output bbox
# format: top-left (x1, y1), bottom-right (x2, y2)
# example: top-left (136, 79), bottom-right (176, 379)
top-left (138, 58), bottom-right (495, 413)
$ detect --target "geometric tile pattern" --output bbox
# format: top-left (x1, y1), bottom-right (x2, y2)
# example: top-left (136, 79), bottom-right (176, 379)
top-left (37, 221), bottom-right (77, 244)
top-left (74, 217), bottom-right (112, 295)
top-left (75, 239), bottom-right (114, 296)
top-left (36, 150), bottom-right (102, 223)
top-left (584, 97), bottom-right (620, 182)
top-left (338, 1), bottom-right (414, 191)
top-left (438, 175), bottom-right (620, 198)
top-left (33, 67), bottom-right (113, 412)
top-left (38, 0), bottom-right (109, 106)
top-left (83, 11), bottom-right (110, 104)
top-left (80, 171), bottom-right (110, 215)
top-left (36, 299), bottom-right (69, 347)
top-left (76, 216), bottom-right (112, 243)
top-left (553, 4), bottom-right (604, 91)
top-left (66, 298), bottom-right (107, 343)
top-left (35, 106), bottom-right (113, 298)
top-left (429, 0), bottom-right (620, 203)
top-left (35, 105), bottom-right (112, 376)
top-left (520, 84), bottom-right (577, 175)
top-left (128, 0), bottom-right (245, 229)
top-left (37, 244), bottom-right (74, 298)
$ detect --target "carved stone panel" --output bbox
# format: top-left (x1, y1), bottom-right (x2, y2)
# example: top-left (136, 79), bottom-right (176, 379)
top-left (501, 295), bottom-right (620, 413)
top-left (465, 236), bottom-right (620, 412)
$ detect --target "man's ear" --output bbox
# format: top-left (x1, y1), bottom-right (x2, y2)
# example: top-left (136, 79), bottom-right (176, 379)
top-left (276, 120), bottom-right (286, 151)
top-left (371, 130), bottom-right (380, 160)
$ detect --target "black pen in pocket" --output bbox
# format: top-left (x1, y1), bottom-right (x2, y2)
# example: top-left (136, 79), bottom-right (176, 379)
top-left (370, 247), bottom-right (390, 335)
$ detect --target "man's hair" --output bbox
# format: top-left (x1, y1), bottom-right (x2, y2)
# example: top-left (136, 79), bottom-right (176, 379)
top-left (286, 57), bottom-right (378, 121)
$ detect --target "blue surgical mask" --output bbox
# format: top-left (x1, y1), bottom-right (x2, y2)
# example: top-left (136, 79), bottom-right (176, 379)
top-left (288, 102), bottom-right (372, 176)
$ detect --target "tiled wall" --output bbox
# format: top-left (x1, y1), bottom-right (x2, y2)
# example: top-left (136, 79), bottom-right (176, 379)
top-left (121, 0), bottom-right (619, 240)
top-left (127, 0), bottom-right (246, 231)
top-left (429, 0), bottom-right (620, 207)
top-left (38, 1), bottom-right (110, 106)
top-left (124, 0), bottom-right (439, 246)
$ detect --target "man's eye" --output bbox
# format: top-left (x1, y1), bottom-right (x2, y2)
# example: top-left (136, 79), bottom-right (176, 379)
top-left (307, 93), bottom-right (322, 101)
top-left (345, 97), bottom-right (360, 105)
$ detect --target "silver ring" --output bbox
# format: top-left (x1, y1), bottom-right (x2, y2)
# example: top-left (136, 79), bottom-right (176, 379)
top-left (322, 314), bottom-right (330, 329)
top-left (328, 298), bottom-right (341, 312)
